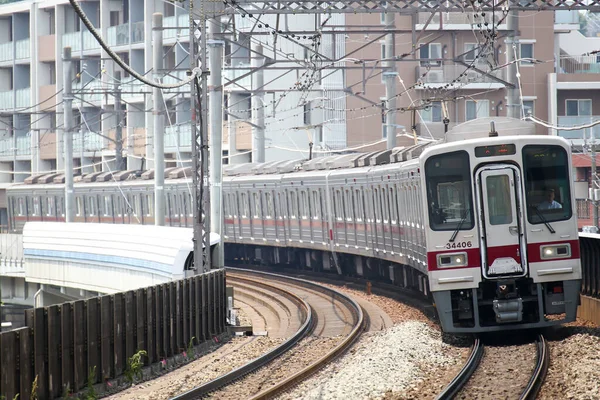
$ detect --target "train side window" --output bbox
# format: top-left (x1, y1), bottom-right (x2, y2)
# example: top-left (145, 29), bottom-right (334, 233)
top-left (18, 198), bottom-right (24, 216)
top-left (334, 189), bottom-right (343, 221)
top-left (381, 187), bottom-right (389, 223)
top-left (32, 197), bottom-right (40, 216)
top-left (289, 191), bottom-right (298, 219)
top-left (344, 190), bottom-right (353, 221)
top-left (373, 188), bottom-right (381, 223)
top-left (46, 197), bottom-right (54, 217)
top-left (388, 187), bottom-right (397, 223)
top-left (188, 193), bottom-right (193, 217)
top-left (354, 189), bottom-right (363, 222)
top-left (241, 193), bottom-right (249, 218)
top-left (311, 191), bottom-right (320, 220)
top-left (76, 197), bottom-right (82, 216)
top-left (300, 191), bottom-right (309, 220)
top-left (132, 194), bottom-right (139, 217)
top-left (253, 192), bottom-right (260, 218)
top-left (103, 195), bottom-right (112, 217)
top-left (88, 196), bottom-right (96, 216)
top-left (265, 192), bottom-right (274, 219)
top-left (59, 197), bottom-right (64, 217)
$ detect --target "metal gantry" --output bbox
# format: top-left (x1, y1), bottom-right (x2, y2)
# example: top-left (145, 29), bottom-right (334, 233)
top-left (188, 0), bottom-right (600, 272)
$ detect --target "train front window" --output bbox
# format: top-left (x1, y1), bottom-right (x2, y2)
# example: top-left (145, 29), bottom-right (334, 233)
top-left (523, 145), bottom-right (572, 224)
top-left (425, 151), bottom-right (474, 231)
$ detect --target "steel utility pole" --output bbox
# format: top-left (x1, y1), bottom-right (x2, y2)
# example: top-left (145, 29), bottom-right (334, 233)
top-left (506, 9), bottom-right (520, 119)
top-left (208, 18), bottom-right (224, 268)
top-left (153, 13), bottom-right (165, 226)
top-left (114, 71), bottom-right (124, 170)
top-left (252, 43), bottom-right (265, 163)
top-left (383, 11), bottom-right (397, 149)
top-left (63, 47), bottom-right (75, 223)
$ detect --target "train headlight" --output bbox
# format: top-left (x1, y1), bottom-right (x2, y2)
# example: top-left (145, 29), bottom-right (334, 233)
top-left (437, 252), bottom-right (468, 268)
top-left (540, 244), bottom-right (571, 260)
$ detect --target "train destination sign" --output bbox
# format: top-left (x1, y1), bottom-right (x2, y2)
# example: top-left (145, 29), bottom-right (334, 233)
top-left (474, 144), bottom-right (517, 158)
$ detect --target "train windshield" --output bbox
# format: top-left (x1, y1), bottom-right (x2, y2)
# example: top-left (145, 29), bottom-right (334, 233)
top-left (523, 145), bottom-right (572, 224)
top-left (425, 150), bottom-right (474, 231)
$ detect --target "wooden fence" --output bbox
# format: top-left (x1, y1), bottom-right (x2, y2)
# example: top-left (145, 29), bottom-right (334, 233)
top-left (0, 269), bottom-right (226, 400)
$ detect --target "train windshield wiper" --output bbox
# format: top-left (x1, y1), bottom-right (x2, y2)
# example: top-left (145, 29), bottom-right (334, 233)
top-left (532, 206), bottom-right (556, 234)
top-left (449, 208), bottom-right (470, 242)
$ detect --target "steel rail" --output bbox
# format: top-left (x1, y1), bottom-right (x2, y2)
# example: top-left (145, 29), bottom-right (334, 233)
top-left (435, 337), bottom-right (484, 400)
top-left (243, 269), bottom-right (366, 400)
top-left (519, 334), bottom-right (550, 400)
top-left (170, 272), bottom-right (314, 400)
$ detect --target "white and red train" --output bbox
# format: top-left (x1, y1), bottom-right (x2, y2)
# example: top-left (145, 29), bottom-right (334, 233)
top-left (5, 118), bottom-right (581, 333)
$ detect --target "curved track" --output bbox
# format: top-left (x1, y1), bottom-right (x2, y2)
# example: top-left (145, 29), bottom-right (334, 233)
top-left (437, 334), bottom-right (549, 400)
top-left (171, 268), bottom-right (364, 400)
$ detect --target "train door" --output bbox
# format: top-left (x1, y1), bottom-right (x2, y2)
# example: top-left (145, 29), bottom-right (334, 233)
top-left (476, 165), bottom-right (527, 278)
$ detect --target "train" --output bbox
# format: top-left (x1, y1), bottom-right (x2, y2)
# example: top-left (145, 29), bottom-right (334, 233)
top-left (4, 117), bottom-right (582, 333)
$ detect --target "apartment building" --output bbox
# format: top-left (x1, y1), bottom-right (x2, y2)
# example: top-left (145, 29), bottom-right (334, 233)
top-left (344, 9), bottom-right (600, 150)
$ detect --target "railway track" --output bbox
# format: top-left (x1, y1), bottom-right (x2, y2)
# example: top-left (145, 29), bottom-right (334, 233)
top-left (437, 334), bottom-right (549, 400)
top-left (171, 267), bottom-right (364, 400)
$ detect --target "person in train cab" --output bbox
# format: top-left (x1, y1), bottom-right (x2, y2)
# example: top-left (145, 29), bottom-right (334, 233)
top-left (537, 188), bottom-right (562, 210)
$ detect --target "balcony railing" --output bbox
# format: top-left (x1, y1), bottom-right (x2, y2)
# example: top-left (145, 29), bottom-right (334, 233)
top-left (74, 132), bottom-right (103, 152)
top-left (164, 14), bottom-right (189, 40)
top-left (62, 31), bottom-right (81, 52)
top-left (0, 91), bottom-right (13, 109)
top-left (417, 11), bottom-right (505, 26)
top-left (556, 10), bottom-right (580, 24)
top-left (15, 39), bottom-right (30, 60)
top-left (165, 124), bottom-right (192, 152)
top-left (224, 63), bottom-right (252, 89)
top-left (108, 23), bottom-right (130, 46)
top-left (73, 80), bottom-right (103, 103)
top-left (0, 42), bottom-right (12, 62)
top-left (16, 135), bottom-right (31, 156)
top-left (559, 55), bottom-right (600, 74)
top-left (558, 116), bottom-right (600, 140)
top-left (131, 21), bottom-right (144, 44)
top-left (416, 64), bottom-right (505, 85)
top-left (15, 88), bottom-right (30, 108)
top-left (83, 30), bottom-right (100, 50)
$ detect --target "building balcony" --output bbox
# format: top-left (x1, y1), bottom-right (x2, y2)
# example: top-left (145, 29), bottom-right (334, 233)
top-left (16, 135), bottom-right (31, 156)
top-left (74, 132), bottom-right (103, 153)
top-left (15, 88), bottom-right (30, 108)
top-left (162, 70), bottom-right (189, 94)
top-left (73, 81), bottom-right (103, 104)
top-left (108, 23), bottom-right (129, 47)
top-left (555, 10), bottom-right (580, 31)
top-left (417, 11), bottom-right (507, 29)
top-left (15, 39), bottom-right (30, 60)
top-left (165, 124), bottom-right (191, 152)
top-left (62, 31), bottom-right (82, 52)
top-left (0, 90), bottom-right (13, 110)
top-left (83, 30), bottom-right (100, 51)
top-left (0, 42), bottom-right (12, 62)
top-left (224, 63), bottom-right (252, 90)
top-left (164, 14), bottom-right (189, 40)
top-left (559, 55), bottom-right (600, 74)
top-left (0, 135), bottom-right (31, 159)
top-left (557, 116), bottom-right (600, 143)
top-left (415, 65), bottom-right (506, 89)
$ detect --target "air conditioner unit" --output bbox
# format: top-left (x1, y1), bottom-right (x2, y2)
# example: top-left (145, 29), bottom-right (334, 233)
top-left (428, 70), bottom-right (444, 83)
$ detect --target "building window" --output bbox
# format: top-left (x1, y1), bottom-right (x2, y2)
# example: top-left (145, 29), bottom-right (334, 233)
top-left (381, 43), bottom-right (386, 60)
top-left (421, 101), bottom-right (443, 122)
top-left (466, 99), bottom-right (490, 121)
top-left (566, 99), bottom-right (592, 116)
top-left (464, 43), bottom-right (477, 62)
top-left (303, 103), bottom-right (311, 125)
top-left (519, 43), bottom-right (534, 65)
top-left (521, 100), bottom-right (534, 118)
top-left (420, 43), bottom-right (442, 67)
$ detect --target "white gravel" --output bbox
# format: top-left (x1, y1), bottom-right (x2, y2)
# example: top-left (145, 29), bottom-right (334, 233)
top-left (279, 321), bottom-right (462, 400)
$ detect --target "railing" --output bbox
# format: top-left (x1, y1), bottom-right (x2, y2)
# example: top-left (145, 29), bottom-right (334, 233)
top-left (555, 10), bottom-right (580, 24)
top-left (164, 14), bottom-right (189, 40)
top-left (417, 11), bottom-right (505, 26)
top-left (0, 90), bottom-right (13, 109)
top-left (559, 55), bottom-right (600, 74)
top-left (73, 80), bottom-right (103, 103)
top-left (557, 116), bottom-right (600, 140)
top-left (15, 88), bottom-right (30, 108)
top-left (62, 31), bottom-right (81, 52)
top-left (162, 70), bottom-right (189, 93)
top-left (0, 137), bottom-right (13, 157)
top-left (224, 63), bottom-right (252, 89)
top-left (131, 21), bottom-right (144, 44)
top-left (107, 23), bottom-right (129, 46)
top-left (416, 64), bottom-right (505, 85)
top-left (165, 124), bottom-right (192, 152)
top-left (15, 38), bottom-right (29, 60)
top-left (83, 30), bottom-right (100, 50)
top-left (74, 132), bottom-right (103, 152)
top-left (16, 135), bottom-right (30, 156)
top-left (0, 41), bottom-right (12, 62)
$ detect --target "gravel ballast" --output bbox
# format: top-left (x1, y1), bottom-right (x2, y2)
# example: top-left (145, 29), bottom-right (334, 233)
top-left (278, 321), bottom-right (465, 400)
